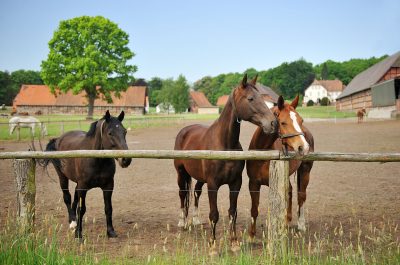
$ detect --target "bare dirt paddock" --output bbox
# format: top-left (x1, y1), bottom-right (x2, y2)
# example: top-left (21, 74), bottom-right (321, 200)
top-left (1, 119), bottom-right (399, 259)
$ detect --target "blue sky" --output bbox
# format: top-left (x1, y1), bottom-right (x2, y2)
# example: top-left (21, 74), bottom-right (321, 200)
top-left (0, 0), bottom-right (399, 82)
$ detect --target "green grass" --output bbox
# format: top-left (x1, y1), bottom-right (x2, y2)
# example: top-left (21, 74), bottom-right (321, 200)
top-left (0, 107), bottom-right (354, 141)
top-left (296, 106), bottom-right (356, 119)
top-left (1, 211), bottom-right (399, 264)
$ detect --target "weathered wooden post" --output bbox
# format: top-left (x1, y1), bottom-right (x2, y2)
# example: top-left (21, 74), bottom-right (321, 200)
top-left (13, 159), bottom-right (36, 232)
top-left (268, 160), bottom-right (290, 259)
top-left (61, 121), bottom-right (64, 134)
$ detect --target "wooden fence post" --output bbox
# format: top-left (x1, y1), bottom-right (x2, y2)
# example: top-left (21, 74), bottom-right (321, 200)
top-left (17, 127), bottom-right (20, 141)
top-left (268, 160), bottom-right (290, 259)
top-left (61, 121), bottom-right (64, 134)
top-left (13, 159), bottom-right (36, 232)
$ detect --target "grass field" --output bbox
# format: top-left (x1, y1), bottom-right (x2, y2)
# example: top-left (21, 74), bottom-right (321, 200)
top-left (0, 106), bottom-right (354, 141)
top-left (1, 214), bottom-right (399, 264)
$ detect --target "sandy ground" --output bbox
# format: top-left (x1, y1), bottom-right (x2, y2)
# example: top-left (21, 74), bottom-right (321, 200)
top-left (0, 118), bottom-right (399, 258)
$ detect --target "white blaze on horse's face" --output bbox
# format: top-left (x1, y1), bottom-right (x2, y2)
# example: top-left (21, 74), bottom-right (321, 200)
top-left (289, 111), bottom-right (310, 155)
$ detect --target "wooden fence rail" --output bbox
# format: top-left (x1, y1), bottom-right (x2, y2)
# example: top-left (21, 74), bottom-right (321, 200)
top-left (1, 150), bottom-right (400, 162)
top-left (3, 150), bottom-right (400, 258)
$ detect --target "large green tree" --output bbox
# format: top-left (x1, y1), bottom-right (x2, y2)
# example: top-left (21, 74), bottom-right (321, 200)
top-left (41, 16), bottom-right (137, 118)
top-left (148, 77), bottom-right (163, 106)
top-left (0, 71), bottom-right (13, 106)
top-left (170, 75), bottom-right (189, 113)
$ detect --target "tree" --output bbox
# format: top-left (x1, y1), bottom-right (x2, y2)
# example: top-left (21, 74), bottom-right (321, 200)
top-left (0, 71), bottom-right (13, 105)
top-left (170, 75), bottom-right (189, 113)
top-left (321, 63), bottom-right (329, 80)
top-left (148, 77), bottom-right (163, 106)
top-left (41, 16), bottom-right (136, 118)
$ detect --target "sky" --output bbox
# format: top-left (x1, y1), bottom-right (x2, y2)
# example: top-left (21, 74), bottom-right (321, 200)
top-left (0, 0), bottom-right (399, 82)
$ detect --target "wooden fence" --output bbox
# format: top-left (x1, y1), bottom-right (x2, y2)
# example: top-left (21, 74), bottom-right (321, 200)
top-left (3, 150), bottom-right (400, 256)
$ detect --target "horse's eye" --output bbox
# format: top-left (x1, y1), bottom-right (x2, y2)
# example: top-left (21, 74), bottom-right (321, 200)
top-left (281, 122), bottom-right (286, 126)
top-left (247, 96), bottom-right (254, 102)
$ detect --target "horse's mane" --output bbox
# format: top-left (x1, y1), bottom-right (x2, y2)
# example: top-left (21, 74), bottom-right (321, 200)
top-left (86, 121), bottom-right (99, 137)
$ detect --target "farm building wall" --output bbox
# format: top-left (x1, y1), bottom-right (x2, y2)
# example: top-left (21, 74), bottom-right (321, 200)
top-left (16, 105), bottom-right (145, 115)
top-left (336, 90), bottom-right (372, 111)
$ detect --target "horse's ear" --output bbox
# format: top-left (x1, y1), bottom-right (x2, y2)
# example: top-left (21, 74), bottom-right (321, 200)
top-left (105, 110), bottom-right (111, 122)
top-left (250, 74), bottom-right (258, 86)
top-left (291, 94), bottom-right (299, 109)
top-left (277, 95), bottom-right (285, 110)
top-left (118, 111), bottom-right (125, 122)
top-left (241, 74), bottom-right (248, 89)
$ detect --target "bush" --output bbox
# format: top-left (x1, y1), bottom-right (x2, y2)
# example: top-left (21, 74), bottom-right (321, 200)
top-left (307, 100), bottom-right (314, 106)
top-left (320, 97), bottom-right (330, 106)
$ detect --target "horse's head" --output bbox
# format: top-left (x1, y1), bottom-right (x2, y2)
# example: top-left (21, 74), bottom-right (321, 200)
top-left (273, 95), bottom-right (310, 156)
top-left (231, 74), bottom-right (277, 134)
top-left (100, 110), bottom-right (132, 168)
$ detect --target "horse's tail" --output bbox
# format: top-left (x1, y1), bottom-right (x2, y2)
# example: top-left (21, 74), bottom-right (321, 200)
top-left (43, 138), bottom-right (62, 171)
top-left (183, 173), bottom-right (192, 216)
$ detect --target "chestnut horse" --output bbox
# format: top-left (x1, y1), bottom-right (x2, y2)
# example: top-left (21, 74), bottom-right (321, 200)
top-left (357, 108), bottom-right (366, 123)
top-left (246, 95), bottom-right (314, 238)
top-left (45, 111), bottom-right (132, 239)
top-left (174, 74), bottom-right (277, 253)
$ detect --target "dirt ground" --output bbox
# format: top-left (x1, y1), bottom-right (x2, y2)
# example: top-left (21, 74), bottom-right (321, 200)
top-left (1, 118), bottom-right (399, 258)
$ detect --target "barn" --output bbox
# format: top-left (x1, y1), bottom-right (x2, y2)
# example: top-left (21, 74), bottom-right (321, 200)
top-left (216, 83), bottom-right (279, 108)
top-left (13, 85), bottom-right (149, 115)
top-left (336, 51), bottom-right (400, 118)
top-left (189, 91), bottom-right (219, 114)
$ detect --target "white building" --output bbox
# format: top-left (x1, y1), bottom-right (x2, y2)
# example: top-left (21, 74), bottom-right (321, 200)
top-left (303, 79), bottom-right (344, 104)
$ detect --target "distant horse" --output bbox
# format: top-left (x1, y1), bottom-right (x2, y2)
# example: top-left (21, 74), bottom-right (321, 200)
top-left (9, 116), bottom-right (48, 137)
top-left (174, 74), bottom-right (277, 253)
top-left (44, 110), bottom-right (132, 239)
top-left (246, 95), bottom-right (314, 238)
top-left (357, 108), bottom-right (366, 123)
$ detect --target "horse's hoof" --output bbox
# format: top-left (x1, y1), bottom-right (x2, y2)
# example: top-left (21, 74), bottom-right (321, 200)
top-left (69, 221), bottom-right (77, 229)
top-left (231, 241), bottom-right (241, 252)
top-left (177, 219), bottom-right (187, 229)
top-left (192, 217), bottom-right (202, 226)
top-left (75, 231), bottom-right (83, 240)
top-left (297, 223), bottom-right (306, 232)
top-left (107, 230), bottom-right (118, 238)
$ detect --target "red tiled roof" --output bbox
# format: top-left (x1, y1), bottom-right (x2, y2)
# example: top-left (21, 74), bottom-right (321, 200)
top-left (190, 91), bottom-right (213, 107)
top-left (311, 79), bottom-right (344, 92)
top-left (216, 95), bottom-right (229, 106)
top-left (13, 85), bottom-right (147, 107)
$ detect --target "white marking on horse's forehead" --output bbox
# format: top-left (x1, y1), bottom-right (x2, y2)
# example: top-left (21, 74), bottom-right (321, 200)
top-left (116, 124), bottom-right (119, 128)
top-left (289, 111), bottom-right (302, 133)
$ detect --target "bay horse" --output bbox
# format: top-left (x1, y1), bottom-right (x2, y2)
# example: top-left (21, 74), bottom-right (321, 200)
top-left (174, 74), bottom-right (277, 253)
top-left (45, 110), bottom-right (132, 239)
top-left (246, 95), bottom-right (314, 238)
top-left (357, 108), bottom-right (366, 123)
top-left (9, 116), bottom-right (48, 137)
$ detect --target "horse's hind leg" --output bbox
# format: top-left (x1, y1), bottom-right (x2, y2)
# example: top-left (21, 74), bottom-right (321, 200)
top-left (58, 174), bottom-right (76, 229)
top-left (192, 181), bottom-right (204, 226)
top-left (102, 182), bottom-right (117, 238)
top-left (176, 165), bottom-right (191, 228)
top-left (297, 161), bottom-right (313, 232)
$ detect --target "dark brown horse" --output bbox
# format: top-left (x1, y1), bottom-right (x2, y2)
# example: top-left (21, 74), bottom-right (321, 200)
top-left (247, 95), bottom-right (314, 238)
top-left (45, 110), bottom-right (132, 239)
top-left (357, 108), bottom-right (366, 123)
top-left (174, 74), bottom-right (277, 253)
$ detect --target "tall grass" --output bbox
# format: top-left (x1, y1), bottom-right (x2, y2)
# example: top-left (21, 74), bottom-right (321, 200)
top-left (1, 210), bottom-right (399, 264)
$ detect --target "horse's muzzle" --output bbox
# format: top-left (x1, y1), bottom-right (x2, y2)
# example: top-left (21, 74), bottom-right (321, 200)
top-left (118, 158), bottom-right (132, 168)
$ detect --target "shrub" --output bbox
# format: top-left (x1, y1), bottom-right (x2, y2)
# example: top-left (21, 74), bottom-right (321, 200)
top-left (320, 97), bottom-right (330, 106)
top-left (307, 100), bottom-right (314, 106)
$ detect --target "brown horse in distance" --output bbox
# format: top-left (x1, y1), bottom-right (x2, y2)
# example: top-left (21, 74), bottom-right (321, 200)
top-left (174, 74), bottom-right (277, 253)
top-left (246, 95), bottom-right (314, 238)
top-left (45, 110), bottom-right (132, 239)
top-left (357, 108), bottom-right (366, 123)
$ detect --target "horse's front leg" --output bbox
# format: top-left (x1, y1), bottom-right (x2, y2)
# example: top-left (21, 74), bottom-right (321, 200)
top-left (75, 187), bottom-right (87, 239)
top-left (102, 183), bottom-right (117, 238)
top-left (248, 180), bottom-right (261, 239)
top-left (228, 177), bottom-right (242, 252)
top-left (297, 162), bottom-right (312, 232)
